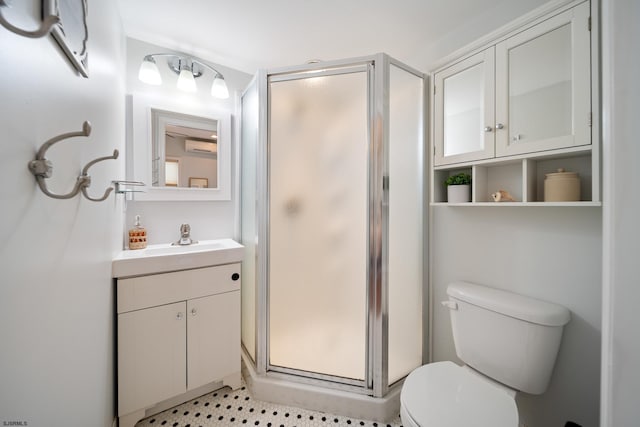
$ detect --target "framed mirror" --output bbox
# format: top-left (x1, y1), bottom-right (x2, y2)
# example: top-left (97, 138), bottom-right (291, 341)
top-left (152, 109), bottom-right (219, 189)
top-left (128, 94), bottom-right (231, 201)
top-left (44, 0), bottom-right (89, 77)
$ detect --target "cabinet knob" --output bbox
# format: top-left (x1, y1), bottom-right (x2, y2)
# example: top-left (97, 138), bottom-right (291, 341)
top-left (495, 123), bottom-right (504, 130)
top-left (191, 308), bottom-right (197, 316)
top-left (231, 273), bottom-right (240, 281)
top-left (176, 312), bottom-right (183, 320)
top-left (484, 126), bottom-right (493, 132)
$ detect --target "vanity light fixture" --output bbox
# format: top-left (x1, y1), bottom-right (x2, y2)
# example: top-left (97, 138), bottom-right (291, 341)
top-left (138, 53), bottom-right (229, 99)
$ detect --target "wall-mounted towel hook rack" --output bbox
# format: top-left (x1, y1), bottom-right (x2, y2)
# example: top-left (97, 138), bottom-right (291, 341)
top-left (28, 121), bottom-right (120, 202)
top-left (29, 121), bottom-right (92, 200)
top-left (0, 0), bottom-right (59, 38)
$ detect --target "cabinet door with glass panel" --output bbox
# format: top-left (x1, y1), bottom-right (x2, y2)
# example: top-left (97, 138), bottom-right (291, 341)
top-left (495, 1), bottom-right (591, 156)
top-left (434, 48), bottom-right (495, 166)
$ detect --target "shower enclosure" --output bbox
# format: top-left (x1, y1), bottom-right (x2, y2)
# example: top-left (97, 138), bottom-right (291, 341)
top-left (240, 54), bottom-right (425, 419)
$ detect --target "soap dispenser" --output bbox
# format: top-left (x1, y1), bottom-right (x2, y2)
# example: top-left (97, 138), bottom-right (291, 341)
top-left (128, 215), bottom-right (147, 250)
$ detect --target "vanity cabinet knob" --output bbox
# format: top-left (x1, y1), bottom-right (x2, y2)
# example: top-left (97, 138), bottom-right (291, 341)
top-left (495, 123), bottom-right (504, 130)
top-left (484, 126), bottom-right (493, 132)
top-left (232, 273), bottom-right (240, 281)
top-left (176, 312), bottom-right (183, 320)
top-left (191, 308), bottom-right (197, 316)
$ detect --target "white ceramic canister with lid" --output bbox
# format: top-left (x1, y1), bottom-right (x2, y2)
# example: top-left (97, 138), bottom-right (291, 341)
top-left (544, 168), bottom-right (580, 201)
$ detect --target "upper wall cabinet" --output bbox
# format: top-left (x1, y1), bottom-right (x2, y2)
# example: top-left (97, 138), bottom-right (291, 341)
top-left (431, 0), bottom-right (599, 205)
top-left (495, 2), bottom-right (590, 157)
top-left (434, 48), bottom-right (495, 165)
top-left (433, 0), bottom-right (591, 167)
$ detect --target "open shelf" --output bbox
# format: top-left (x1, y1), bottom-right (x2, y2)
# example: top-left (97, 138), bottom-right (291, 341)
top-left (431, 149), bottom-right (599, 205)
top-left (431, 201), bottom-right (602, 207)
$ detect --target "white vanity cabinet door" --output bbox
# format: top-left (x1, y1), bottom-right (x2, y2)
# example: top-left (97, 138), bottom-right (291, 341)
top-left (495, 1), bottom-right (591, 156)
top-left (434, 48), bottom-right (496, 166)
top-left (187, 290), bottom-right (241, 390)
top-left (118, 301), bottom-right (186, 416)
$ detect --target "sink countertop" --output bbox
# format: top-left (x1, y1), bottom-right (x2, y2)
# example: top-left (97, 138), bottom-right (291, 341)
top-left (112, 238), bottom-right (244, 278)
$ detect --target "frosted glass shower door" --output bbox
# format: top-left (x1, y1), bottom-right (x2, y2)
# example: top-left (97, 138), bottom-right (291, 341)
top-left (268, 70), bottom-right (369, 381)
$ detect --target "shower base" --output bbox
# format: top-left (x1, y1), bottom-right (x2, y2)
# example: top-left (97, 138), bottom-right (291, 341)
top-left (241, 350), bottom-right (402, 423)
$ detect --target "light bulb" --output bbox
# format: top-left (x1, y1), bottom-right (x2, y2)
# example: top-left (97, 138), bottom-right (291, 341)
top-left (138, 58), bottom-right (161, 85)
top-left (211, 76), bottom-right (229, 99)
top-left (177, 68), bottom-right (197, 92)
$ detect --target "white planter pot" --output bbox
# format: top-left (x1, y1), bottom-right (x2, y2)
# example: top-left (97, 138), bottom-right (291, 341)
top-left (447, 184), bottom-right (471, 203)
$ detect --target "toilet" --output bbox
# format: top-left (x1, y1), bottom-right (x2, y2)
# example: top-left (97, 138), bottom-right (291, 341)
top-left (401, 281), bottom-right (570, 427)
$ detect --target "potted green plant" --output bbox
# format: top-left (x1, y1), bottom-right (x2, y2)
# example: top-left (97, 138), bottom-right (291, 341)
top-left (444, 172), bottom-right (471, 203)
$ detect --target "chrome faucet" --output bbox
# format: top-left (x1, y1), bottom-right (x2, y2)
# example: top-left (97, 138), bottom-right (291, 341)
top-left (173, 223), bottom-right (197, 246)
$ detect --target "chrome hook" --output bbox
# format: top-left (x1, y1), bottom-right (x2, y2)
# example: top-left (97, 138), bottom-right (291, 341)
top-left (80, 149), bottom-right (119, 202)
top-left (0, 0), bottom-right (60, 39)
top-left (33, 174), bottom-right (89, 200)
top-left (28, 121), bottom-right (92, 200)
top-left (29, 121), bottom-right (91, 180)
top-left (28, 121), bottom-right (119, 202)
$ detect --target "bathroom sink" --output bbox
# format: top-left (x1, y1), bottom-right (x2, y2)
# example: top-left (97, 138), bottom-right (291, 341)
top-left (143, 240), bottom-right (227, 255)
top-left (112, 238), bottom-right (244, 278)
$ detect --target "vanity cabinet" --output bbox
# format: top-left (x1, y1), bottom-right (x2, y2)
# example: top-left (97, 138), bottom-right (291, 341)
top-left (187, 292), bottom-right (240, 390)
top-left (431, 0), bottom-right (599, 205)
top-left (118, 301), bottom-right (186, 415)
top-left (116, 263), bottom-right (241, 427)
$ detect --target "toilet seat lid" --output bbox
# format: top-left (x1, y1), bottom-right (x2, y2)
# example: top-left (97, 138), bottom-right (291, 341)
top-left (401, 361), bottom-right (518, 427)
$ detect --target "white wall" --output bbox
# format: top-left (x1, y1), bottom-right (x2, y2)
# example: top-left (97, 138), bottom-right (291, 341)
top-left (0, 2), bottom-right (125, 426)
top-left (431, 207), bottom-right (601, 426)
top-left (600, 0), bottom-right (640, 425)
top-left (124, 38), bottom-right (252, 245)
top-left (417, 0), bottom-right (549, 70)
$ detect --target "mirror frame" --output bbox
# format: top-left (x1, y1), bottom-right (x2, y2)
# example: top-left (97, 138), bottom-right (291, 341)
top-left (44, 0), bottom-right (89, 77)
top-left (128, 93), bottom-right (232, 201)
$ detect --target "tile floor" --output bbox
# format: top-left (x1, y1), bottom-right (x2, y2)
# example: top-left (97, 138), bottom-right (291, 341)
top-left (134, 380), bottom-right (403, 427)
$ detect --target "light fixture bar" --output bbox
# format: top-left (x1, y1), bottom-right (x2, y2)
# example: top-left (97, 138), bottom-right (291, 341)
top-left (137, 53), bottom-right (230, 99)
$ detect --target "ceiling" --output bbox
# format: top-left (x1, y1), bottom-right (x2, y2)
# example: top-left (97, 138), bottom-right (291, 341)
top-left (116, 0), bottom-right (548, 75)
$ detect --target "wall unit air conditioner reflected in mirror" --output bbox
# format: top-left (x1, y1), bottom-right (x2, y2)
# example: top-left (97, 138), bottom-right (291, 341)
top-left (185, 139), bottom-right (217, 154)
top-left (128, 94), bottom-right (231, 201)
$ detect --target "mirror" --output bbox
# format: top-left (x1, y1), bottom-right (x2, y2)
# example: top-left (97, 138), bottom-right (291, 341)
top-left (152, 109), bottom-right (219, 189)
top-left (129, 94), bottom-right (231, 201)
top-left (443, 62), bottom-right (484, 157)
top-left (508, 23), bottom-right (572, 145)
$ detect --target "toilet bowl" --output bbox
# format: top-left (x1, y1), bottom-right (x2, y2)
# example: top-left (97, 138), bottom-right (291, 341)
top-left (400, 361), bottom-right (518, 427)
top-left (400, 281), bottom-right (570, 427)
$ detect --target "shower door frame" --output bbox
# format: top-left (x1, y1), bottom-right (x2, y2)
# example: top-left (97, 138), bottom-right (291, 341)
top-left (251, 54), bottom-right (425, 398)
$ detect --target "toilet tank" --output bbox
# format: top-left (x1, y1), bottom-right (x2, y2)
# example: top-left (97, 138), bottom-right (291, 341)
top-left (446, 281), bottom-right (570, 395)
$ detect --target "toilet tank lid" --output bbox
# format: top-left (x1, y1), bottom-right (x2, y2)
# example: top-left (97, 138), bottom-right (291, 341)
top-left (447, 282), bottom-right (570, 326)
